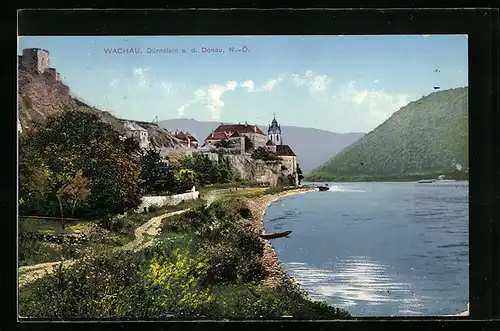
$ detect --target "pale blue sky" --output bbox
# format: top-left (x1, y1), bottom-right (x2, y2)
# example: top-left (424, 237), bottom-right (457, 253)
top-left (18, 35), bottom-right (468, 133)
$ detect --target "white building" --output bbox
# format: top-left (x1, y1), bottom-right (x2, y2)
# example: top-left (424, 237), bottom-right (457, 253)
top-left (123, 121), bottom-right (149, 149)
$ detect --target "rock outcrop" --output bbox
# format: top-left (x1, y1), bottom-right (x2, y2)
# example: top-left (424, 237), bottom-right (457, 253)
top-left (17, 66), bottom-right (186, 152)
top-left (202, 153), bottom-right (285, 185)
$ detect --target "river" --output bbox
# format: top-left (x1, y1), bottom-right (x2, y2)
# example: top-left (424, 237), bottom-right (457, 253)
top-left (263, 181), bottom-right (469, 317)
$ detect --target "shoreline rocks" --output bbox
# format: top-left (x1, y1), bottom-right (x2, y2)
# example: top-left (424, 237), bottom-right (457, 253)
top-left (245, 187), bottom-right (318, 288)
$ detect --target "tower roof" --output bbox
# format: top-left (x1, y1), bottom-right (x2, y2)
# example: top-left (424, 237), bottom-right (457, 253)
top-left (268, 113), bottom-right (281, 133)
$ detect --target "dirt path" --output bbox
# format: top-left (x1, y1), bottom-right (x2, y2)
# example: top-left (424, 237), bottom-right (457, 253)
top-left (18, 208), bottom-right (190, 288)
top-left (120, 209), bottom-right (190, 252)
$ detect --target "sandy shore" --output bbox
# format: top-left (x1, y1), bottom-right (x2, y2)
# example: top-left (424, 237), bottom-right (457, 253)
top-left (245, 187), bottom-right (319, 288)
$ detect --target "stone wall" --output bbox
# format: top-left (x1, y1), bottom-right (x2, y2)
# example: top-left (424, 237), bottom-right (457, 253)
top-left (136, 190), bottom-right (200, 212)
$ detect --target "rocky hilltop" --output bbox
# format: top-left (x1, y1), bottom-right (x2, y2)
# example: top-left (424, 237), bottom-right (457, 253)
top-left (17, 50), bottom-right (187, 152)
top-left (311, 87), bottom-right (468, 178)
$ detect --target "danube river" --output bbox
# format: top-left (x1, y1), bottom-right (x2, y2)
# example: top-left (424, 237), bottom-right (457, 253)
top-left (263, 181), bottom-right (469, 316)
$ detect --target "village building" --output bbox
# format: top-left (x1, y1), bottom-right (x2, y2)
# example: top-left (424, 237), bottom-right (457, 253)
top-left (123, 121), bottom-right (150, 149)
top-left (174, 130), bottom-right (198, 149)
top-left (198, 114), bottom-right (299, 186)
top-left (200, 122), bottom-right (267, 153)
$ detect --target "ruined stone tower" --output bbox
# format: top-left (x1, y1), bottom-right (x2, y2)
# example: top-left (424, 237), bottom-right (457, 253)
top-left (21, 48), bottom-right (49, 74)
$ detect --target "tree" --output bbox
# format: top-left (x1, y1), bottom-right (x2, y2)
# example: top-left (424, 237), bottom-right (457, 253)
top-left (139, 146), bottom-right (176, 195)
top-left (296, 163), bottom-right (304, 185)
top-left (19, 108), bottom-right (143, 219)
top-left (174, 169), bottom-right (197, 193)
top-left (214, 140), bottom-right (234, 149)
top-left (251, 147), bottom-right (279, 161)
top-left (244, 136), bottom-right (253, 152)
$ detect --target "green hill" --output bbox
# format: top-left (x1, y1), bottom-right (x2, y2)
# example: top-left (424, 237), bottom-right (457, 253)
top-left (307, 87), bottom-right (468, 181)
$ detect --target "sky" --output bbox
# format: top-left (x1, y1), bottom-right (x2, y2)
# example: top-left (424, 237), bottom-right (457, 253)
top-left (18, 35), bottom-right (468, 133)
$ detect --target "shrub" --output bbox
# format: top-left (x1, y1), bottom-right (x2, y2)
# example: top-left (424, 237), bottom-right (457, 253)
top-left (161, 204), bottom-right (212, 234)
top-left (115, 248), bottom-right (215, 319)
top-left (251, 147), bottom-right (279, 161)
top-left (148, 205), bottom-right (159, 213)
top-left (214, 140), bottom-right (234, 148)
top-left (18, 237), bottom-right (62, 266)
top-left (210, 282), bottom-right (351, 320)
top-left (19, 249), bottom-right (142, 318)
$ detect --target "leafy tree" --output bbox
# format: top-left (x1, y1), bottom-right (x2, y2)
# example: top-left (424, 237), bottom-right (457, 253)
top-left (19, 108), bottom-right (143, 219)
top-left (296, 163), bottom-right (304, 184)
top-left (174, 169), bottom-right (197, 193)
top-left (214, 139), bottom-right (234, 149)
top-left (244, 136), bottom-right (253, 152)
top-left (139, 146), bottom-right (176, 195)
top-left (251, 147), bottom-right (279, 161)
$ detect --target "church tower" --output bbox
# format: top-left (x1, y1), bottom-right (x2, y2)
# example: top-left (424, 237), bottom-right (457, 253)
top-left (267, 113), bottom-right (282, 145)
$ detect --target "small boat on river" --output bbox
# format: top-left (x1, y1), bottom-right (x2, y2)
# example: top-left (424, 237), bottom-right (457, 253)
top-left (317, 183), bottom-right (330, 191)
top-left (260, 231), bottom-right (292, 239)
top-left (418, 179), bottom-right (436, 183)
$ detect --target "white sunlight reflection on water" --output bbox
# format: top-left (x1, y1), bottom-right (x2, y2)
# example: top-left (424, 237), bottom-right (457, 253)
top-left (284, 256), bottom-right (431, 316)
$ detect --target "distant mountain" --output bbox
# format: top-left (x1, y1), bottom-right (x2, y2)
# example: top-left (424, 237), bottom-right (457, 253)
top-left (159, 118), bottom-right (365, 172)
top-left (310, 87), bottom-right (468, 178)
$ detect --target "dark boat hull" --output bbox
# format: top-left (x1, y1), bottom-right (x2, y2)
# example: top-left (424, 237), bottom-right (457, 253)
top-left (318, 186), bottom-right (329, 191)
top-left (260, 231), bottom-right (292, 239)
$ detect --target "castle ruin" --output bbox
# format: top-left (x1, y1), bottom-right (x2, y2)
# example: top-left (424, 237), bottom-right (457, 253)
top-left (18, 48), bottom-right (60, 84)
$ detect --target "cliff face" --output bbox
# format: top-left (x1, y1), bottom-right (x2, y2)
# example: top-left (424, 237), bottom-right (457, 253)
top-left (17, 67), bottom-right (186, 152)
top-left (203, 153), bottom-right (284, 185)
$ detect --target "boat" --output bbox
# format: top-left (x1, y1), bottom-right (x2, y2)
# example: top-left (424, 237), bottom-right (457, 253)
top-left (418, 179), bottom-right (436, 183)
top-left (318, 186), bottom-right (330, 191)
top-left (260, 231), bottom-right (292, 239)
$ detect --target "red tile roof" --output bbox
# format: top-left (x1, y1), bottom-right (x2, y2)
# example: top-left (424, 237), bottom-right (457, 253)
top-left (276, 145), bottom-right (296, 157)
top-left (214, 123), bottom-right (265, 135)
top-left (205, 123), bottom-right (264, 141)
top-left (205, 131), bottom-right (229, 141)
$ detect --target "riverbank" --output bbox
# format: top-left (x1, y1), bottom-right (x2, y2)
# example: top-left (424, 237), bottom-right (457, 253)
top-left (245, 187), bottom-right (319, 288)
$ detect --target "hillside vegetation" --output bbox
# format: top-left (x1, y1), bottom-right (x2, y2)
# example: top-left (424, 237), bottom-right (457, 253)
top-left (18, 67), bottom-right (185, 151)
top-left (309, 87), bottom-right (468, 180)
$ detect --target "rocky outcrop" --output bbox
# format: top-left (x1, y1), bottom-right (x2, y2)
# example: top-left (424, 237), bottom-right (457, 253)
top-left (202, 153), bottom-right (284, 185)
top-left (17, 67), bottom-right (186, 152)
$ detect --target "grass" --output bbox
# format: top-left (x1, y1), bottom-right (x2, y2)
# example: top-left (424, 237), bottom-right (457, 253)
top-left (18, 198), bottom-right (206, 268)
top-left (18, 196), bottom-right (351, 320)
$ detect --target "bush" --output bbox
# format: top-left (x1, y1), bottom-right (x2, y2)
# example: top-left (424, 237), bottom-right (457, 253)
top-left (18, 237), bottom-right (62, 266)
top-left (251, 147), bottom-right (279, 161)
top-left (161, 205), bottom-right (211, 234)
top-left (210, 282), bottom-right (351, 319)
top-left (19, 249), bottom-right (142, 318)
top-left (117, 248), bottom-right (215, 319)
top-left (214, 140), bottom-right (234, 148)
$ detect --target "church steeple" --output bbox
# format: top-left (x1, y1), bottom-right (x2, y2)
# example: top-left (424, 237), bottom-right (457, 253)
top-left (267, 113), bottom-right (282, 145)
